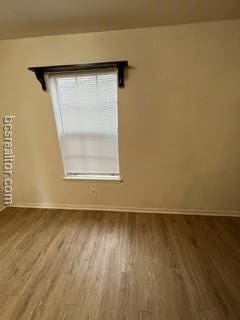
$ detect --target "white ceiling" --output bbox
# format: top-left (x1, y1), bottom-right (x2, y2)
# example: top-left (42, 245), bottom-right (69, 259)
top-left (0, 0), bottom-right (240, 40)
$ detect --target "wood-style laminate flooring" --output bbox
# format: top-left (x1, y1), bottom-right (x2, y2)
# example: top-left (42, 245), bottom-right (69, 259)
top-left (0, 207), bottom-right (239, 320)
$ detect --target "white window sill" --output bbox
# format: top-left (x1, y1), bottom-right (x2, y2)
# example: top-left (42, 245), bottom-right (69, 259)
top-left (63, 175), bottom-right (122, 182)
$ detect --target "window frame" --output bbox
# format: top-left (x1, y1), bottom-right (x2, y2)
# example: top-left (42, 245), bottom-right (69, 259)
top-left (45, 69), bottom-right (122, 182)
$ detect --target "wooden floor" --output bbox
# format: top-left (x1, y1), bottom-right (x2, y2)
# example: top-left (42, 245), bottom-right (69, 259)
top-left (0, 208), bottom-right (239, 320)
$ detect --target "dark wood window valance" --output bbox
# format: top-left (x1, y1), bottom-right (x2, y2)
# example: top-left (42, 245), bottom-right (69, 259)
top-left (28, 60), bottom-right (128, 91)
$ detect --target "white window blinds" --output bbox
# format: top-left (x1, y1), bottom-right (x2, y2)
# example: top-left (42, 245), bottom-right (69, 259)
top-left (47, 69), bottom-right (120, 179)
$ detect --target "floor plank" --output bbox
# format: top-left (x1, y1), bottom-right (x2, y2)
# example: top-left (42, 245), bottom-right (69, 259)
top-left (0, 208), bottom-right (239, 320)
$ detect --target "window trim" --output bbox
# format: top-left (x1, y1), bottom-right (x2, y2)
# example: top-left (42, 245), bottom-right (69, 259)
top-left (63, 174), bottom-right (123, 182)
top-left (28, 60), bottom-right (128, 91)
top-left (46, 68), bottom-right (121, 181)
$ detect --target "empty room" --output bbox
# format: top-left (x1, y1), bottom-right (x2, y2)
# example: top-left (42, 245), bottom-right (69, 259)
top-left (0, 0), bottom-right (240, 319)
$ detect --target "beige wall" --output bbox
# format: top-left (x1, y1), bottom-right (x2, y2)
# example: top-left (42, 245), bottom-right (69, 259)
top-left (1, 20), bottom-right (240, 213)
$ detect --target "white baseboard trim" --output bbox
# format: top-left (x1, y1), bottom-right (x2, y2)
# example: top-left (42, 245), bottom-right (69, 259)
top-left (12, 203), bottom-right (240, 217)
top-left (0, 206), bottom-right (6, 212)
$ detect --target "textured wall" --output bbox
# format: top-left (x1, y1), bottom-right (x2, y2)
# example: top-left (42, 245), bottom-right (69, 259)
top-left (1, 20), bottom-right (240, 213)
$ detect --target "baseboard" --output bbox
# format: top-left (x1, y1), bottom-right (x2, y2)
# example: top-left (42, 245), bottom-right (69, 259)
top-left (0, 206), bottom-right (6, 212)
top-left (12, 202), bottom-right (240, 217)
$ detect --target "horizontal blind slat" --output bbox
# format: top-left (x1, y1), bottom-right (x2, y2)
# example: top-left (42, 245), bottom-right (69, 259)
top-left (48, 70), bottom-right (119, 176)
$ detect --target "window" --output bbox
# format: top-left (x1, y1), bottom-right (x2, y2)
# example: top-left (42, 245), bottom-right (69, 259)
top-left (47, 69), bottom-right (120, 180)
